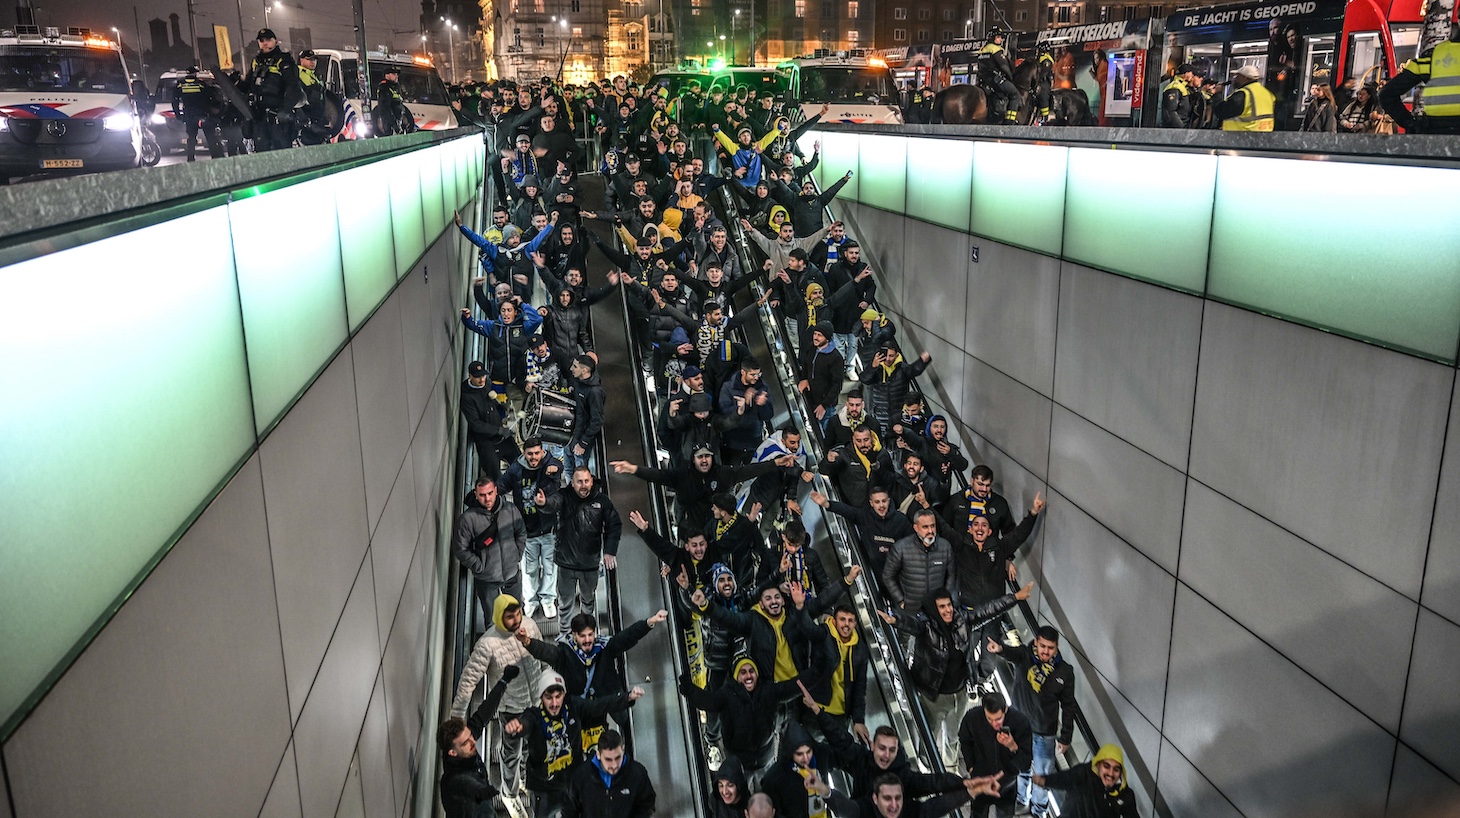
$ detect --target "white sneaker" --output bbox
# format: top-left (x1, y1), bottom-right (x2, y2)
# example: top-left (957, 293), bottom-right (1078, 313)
top-left (542, 600), bottom-right (558, 619)
top-left (523, 600), bottom-right (538, 618)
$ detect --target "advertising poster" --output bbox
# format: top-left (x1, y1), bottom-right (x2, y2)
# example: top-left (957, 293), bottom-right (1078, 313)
top-left (1035, 20), bottom-right (1154, 126)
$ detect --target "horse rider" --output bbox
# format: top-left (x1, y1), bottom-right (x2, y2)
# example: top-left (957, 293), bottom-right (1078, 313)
top-left (978, 28), bottom-right (1020, 124)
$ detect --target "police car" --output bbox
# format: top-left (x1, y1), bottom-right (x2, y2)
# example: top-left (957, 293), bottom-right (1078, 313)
top-left (0, 25), bottom-right (142, 181)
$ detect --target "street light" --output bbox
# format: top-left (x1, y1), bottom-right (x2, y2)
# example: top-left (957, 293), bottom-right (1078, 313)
top-left (440, 16), bottom-right (458, 83)
top-left (732, 9), bottom-right (739, 63)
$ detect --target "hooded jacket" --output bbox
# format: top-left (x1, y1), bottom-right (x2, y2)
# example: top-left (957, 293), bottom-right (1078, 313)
top-left (760, 721), bottom-right (835, 818)
top-left (854, 312), bottom-right (897, 372)
top-left (825, 257), bottom-right (875, 334)
top-left (881, 531), bottom-right (954, 613)
top-left (543, 483), bottom-right (622, 571)
top-left (859, 351), bottom-right (930, 434)
top-left (711, 756), bottom-right (753, 818)
top-left (701, 595), bottom-right (817, 685)
top-left (745, 223), bottom-right (833, 272)
top-left (452, 594), bottom-right (546, 718)
top-left (812, 710), bottom-right (964, 801)
top-left (678, 657), bottom-right (799, 764)
top-left (909, 416), bottom-right (970, 481)
top-left (718, 374), bottom-right (777, 454)
top-left (890, 593), bottom-right (1022, 697)
top-left (441, 674), bottom-right (511, 818)
top-left (1040, 745), bottom-right (1139, 818)
top-left (712, 124), bottom-right (780, 188)
top-left (805, 617), bottom-right (870, 723)
top-left (562, 753), bottom-right (656, 818)
top-left (780, 171), bottom-right (850, 237)
top-left (462, 305), bottom-right (546, 387)
top-left (513, 682), bottom-right (636, 793)
top-left (677, 566), bottom-right (755, 672)
top-left (543, 286), bottom-right (593, 357)
top-left (499, 451), bottom-right (565, 537)
top-left (452, 490), bottom-right (528, 583)
top-left (799, 335), bottom-right (848, 415)
top-left (824, 403), bottom-right (874, 451)
top-left (569, 371), bottom-right (606, 453)
top-left (785, 280), bottom-right (858, 351)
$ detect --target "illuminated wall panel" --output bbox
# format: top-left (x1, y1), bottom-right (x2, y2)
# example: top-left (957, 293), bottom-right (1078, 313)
top-left (1063, 147), bottom-right (1216, 293)
top-left (1209, 156), bottom-right (1460, 362)
top-left (0, 206), bottom-right (255, 730)
top-left (335, 162), bottom-right (400, 331)
top-left (970, 141), bottom-right (1069, 256)
top-left (858, 133), bottom-right (907, 212)
top-left (419, 146), bottom-right (446, 237)
top-left (906, 137), bottom-right (973, 231)
top-left (387, 152), bottom-right (426, 276)
top-left (230, 175), bottom-right (350, 432)
top-left (819, 130), bottom-right (860, 200)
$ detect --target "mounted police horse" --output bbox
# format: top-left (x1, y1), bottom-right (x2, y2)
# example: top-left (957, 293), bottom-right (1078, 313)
top-left (931, 59), bottom-right (1094, 125)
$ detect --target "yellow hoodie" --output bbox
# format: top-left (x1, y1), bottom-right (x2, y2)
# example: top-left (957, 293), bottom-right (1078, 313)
top-left (823, 618), bottom-right (859, 716)
top-left (492, 593), bottom-right (519, 632)
top-left (1091, 744), bottom-right (1128, 796)
top-left (754, 605), bottom-right (798, 682)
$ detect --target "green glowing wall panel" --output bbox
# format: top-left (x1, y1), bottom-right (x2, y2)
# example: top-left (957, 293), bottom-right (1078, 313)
top-left (452, 139), bottom-right (469, 208)
top-left (0, 206), bottom-right (255, 731)
top-left (1208, 156), bottom-right (1460, 361)
top-left (819, 130), bottom-right (860, 200)
top-left (387, 152), bottom-right (426, 276)
top-left (336, 162), bottom-right (400, 331)
top-left (906, 137), bottom-right (973, 230)
top-left (857, 134), bottom-right (906, 212)
top-left (230, 176), bottom-right (350, 432)
top-left (420, 146), bottom-right (447, 236)
top-left (968, 141), bottom-right (1069, 256)
top-left (1062, 147), bottom-right (1215, 292)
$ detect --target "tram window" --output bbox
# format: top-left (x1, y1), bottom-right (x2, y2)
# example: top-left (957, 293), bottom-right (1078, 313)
top-left (1185, 43), bottom-right (1224, 80)
top-left (1229, 40), bottom-right (1267, 81)
top-left (1302, 35), bottom-right (1335, 87)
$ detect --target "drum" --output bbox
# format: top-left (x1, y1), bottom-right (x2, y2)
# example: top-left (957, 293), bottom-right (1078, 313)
top-left (522, 389), bottom-right (576, 445)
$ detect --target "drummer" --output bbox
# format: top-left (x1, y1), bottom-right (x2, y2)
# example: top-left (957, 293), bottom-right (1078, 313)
top-left (524, 333), bottom-right (572, 460)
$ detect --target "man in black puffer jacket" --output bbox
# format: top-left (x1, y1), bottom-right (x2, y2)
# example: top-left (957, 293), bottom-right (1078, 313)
top-left (461, 360), bottom-right (508, 480)
top-left (566, 356), bottom-right (605, 470)
top-left (562, 729), bottom-right (656, 818)
top-left (537, 467), bottom-right (621, 635)
top-left (807, 710), bottom-right (965, 801)
top-left (798, 322), bottom-right (846, 429)
top-left (438, 665), bottom-right (519, 817)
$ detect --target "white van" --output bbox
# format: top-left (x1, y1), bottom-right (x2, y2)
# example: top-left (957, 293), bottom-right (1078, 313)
top-left (777, 51), bottom-right (904, 125)
top-left (311, 49), bottom-right (457, 138)
top-left (0, 25), bottom-right (141, 180)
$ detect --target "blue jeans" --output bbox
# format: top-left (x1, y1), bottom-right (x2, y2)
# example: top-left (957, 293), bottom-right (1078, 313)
top-left (522, 533), bottom-right (557, 607)
top-left (1018, 733), bottom-right (1056, 816)
top-left (834, 332), bottom-right (857, 372)
top-left (565, 444), bottom-right (593, 474)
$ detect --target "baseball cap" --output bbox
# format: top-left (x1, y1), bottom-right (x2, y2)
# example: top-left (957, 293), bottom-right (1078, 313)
top-left (692, 443), bottom-right (715, 457)
top-left (683, 365), bottom-right (703, 379)
top-left (298, 49), bottom-right (317, 60)
top-left (1231, 64), bottom-right (1261, 80)
top-left (256, 28), bottom-right (276, 40)
top-left (468, 361), bottom-right (487, 377)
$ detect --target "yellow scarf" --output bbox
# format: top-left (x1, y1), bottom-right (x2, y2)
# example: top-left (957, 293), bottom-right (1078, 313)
top-left (878, 351), bottom-right (903, 378)
top-left (805, 284), bottom-right (824, 326)
top-left (715, 512), bottom-right (738, 540)
top-left (755, 605), bottom-right (797, 681)
top-left (824, 618), bottom-right (859, 716)
top-left (798, 767), bottom-right (829, 818)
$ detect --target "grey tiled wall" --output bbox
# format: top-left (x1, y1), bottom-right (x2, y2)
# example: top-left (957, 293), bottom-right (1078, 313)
top-left (1, 229), bottom-right (468, 818)
top-left (835, 199), bottom-right (1460, 817)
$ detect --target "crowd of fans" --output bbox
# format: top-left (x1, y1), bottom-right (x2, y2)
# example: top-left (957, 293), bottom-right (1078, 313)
top-left (437, 71), bottom-right (1139, 818)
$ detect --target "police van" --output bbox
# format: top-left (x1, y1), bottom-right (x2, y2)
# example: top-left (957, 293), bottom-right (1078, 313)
top-left (777, 51), bottom-right (904, 124)
top-left (310, 49), bottom-right (457, 138)
top-left (0, 25), bottom-right (142, 181)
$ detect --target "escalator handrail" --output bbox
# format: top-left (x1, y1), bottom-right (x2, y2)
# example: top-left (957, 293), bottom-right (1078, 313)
top-left (715, 183), bottom-right (947, 777)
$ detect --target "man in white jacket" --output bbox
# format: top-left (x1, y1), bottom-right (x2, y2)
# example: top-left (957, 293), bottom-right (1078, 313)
top-left (451, 594), bottom-right (547, 796)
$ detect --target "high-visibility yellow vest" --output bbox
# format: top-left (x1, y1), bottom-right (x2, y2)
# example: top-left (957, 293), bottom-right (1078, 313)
top-left (1222, 82), bottom-right (1275, 131)
top-left (1415, 40), bottom-right (1460, 117)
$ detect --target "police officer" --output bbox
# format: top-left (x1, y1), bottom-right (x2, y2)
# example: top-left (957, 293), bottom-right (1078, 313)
top-left (243, 28), bottom-right (299, 151)
top-left (289, 49), bottom-right (333, 144)
top-left (906, 84), bottom-right (934, 124)
top-left (1212, 64), bottom-right (1276, 131)
top-left (1380, 23), bottom-right (1460, 134)
top-left (978, 28), bottom-right (1021, 124)
top-left (171, 66), bottom-right (223, 161)
top-left (1160, 62), bottom-right (1200, 128)
top-left (373, 66), bottom-right (415, 136)
top-left (1032, 42), bottom-right (1055, 124)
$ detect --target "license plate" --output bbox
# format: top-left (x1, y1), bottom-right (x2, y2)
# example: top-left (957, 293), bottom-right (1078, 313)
top-left (41, 159), bottom-right (84, 169)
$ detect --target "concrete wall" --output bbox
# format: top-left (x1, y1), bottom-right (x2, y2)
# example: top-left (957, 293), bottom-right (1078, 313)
top-left (835, 196), bottom-right (1460, 818)
top-left (1, 228), bottom-right (467, 818)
